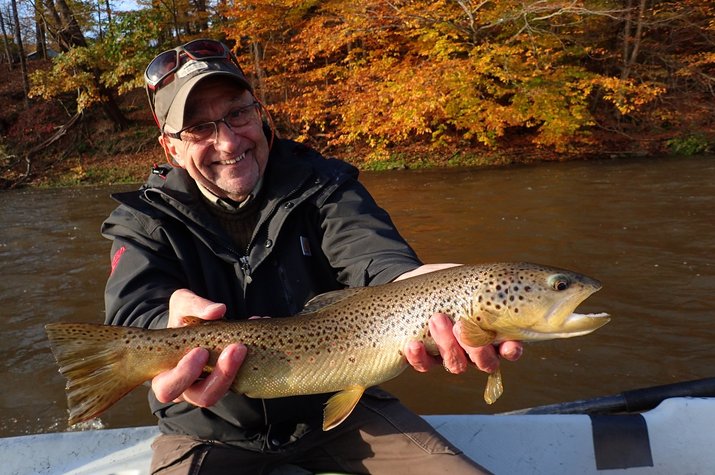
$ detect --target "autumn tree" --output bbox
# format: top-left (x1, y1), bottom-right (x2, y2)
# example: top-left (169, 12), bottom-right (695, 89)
top-left (3, 0), bottom-right (712, 180)
top-left (220, 0), bottom-right (669, 160)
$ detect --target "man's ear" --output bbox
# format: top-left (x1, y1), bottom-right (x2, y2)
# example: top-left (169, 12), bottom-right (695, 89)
top-left (159, 135), bottom-right (183, 167)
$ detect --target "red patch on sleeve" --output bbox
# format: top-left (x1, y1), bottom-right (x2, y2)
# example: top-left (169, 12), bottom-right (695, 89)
top-left (110, 245), bottom-right (127, 275)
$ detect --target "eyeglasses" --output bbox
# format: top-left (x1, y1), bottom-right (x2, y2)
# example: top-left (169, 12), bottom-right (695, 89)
top-left (144, 39), bottom-right (240, 91)
top-left (163, 101), bottom-right (260, 144)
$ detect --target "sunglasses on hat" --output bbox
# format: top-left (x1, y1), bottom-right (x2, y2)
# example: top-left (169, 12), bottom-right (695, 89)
top-left (144, 39), bottom-right (242, 91)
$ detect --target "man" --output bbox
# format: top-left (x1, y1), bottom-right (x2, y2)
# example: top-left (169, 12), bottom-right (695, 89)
top-left (103, 39), bottom-right (522, 474)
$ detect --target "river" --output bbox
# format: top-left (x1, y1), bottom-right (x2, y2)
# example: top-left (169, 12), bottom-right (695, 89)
top-left (0, 155), bottom-right (713, 437)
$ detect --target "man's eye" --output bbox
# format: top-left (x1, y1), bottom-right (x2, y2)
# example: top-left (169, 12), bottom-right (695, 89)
top-left (226, 105), bottom-right (256, 126)
top-left (186, 123), bottom-right (214, 135)
top-left (227, 108), bottom-right (248, 121)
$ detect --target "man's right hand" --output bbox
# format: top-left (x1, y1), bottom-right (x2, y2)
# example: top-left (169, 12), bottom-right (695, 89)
top-left (151, 289), bottom-right (247, 407)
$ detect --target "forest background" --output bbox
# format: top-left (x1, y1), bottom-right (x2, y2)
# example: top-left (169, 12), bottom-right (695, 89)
top-left (0, 0), bottom-right (713, 188)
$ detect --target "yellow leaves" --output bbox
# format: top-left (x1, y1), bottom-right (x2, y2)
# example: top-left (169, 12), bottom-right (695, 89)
top-left (30, 63), bottom-right (92, 102)
top-left (221, 0), bottom-right (686, 160)
top-left (27, 32), bottom-right (157, 116)
top-left (591, 77), bottom-right (664, 116)
top-left (28, 48), bottom-right (103, 113)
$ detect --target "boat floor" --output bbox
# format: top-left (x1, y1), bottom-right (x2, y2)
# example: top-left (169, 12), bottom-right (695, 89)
top-left (1, 397), bottom-right (712, 474)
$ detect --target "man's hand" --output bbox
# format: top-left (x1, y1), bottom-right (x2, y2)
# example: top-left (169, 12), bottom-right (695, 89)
top-left (151, 289), bottom-right (247, 407)
top-left (404, 313), bottom-right (523, 375)
top-left (395, 265), bottom-right (523, 375)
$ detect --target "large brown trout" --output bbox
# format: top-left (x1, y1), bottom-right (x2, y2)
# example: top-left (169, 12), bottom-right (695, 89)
top-left (45, 262), bottom-right (609, 430)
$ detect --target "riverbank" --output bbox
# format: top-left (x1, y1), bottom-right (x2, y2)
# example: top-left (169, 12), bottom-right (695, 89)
top-left (5, 114), bottom-right (703, 189)
top-left (12, 130), bottom-right (708, 189)
top-left (2, 63), bottom-right (713, 189)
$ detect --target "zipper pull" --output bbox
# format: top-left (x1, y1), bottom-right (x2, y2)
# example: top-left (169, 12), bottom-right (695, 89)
top-left (239, 256), bottom-right (253, 284)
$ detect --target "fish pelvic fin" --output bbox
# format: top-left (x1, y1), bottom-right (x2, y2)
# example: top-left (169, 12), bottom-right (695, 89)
top-left (323, 384), bottom-right (365, 431)
top-left (484, 369), bottom-right (504, 405)
top-left (45, 323), bottom-right (159, 426)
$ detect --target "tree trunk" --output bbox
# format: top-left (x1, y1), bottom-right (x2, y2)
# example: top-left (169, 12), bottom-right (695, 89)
top-left (43, 0), bottom-right (72, 51)
top-left (194, 0), bottom-right (209, 32)
top-left (101, 94), bottom-right (130, 130)
top-left (45, 0), bottom-right (130, 129)
top-left (0, 10), bottom-right (13, 70)
top-left (621, 0), bottom-right (647, 81)
top-left (252, 41), bottom-right (266, 104)
top-left (10, 0), bottom-right (29, 106)
top-left (104, 0), bottom-right (113, 36)
top-left (54, 0), bottom-right (87, 48)
top-left (96, 0), bottom-right (103, 39)
top-left (35, 6), bottom-right (48, 59)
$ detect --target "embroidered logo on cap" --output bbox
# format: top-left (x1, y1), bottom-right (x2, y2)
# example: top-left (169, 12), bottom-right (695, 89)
top-left (177, 61), bottom-right (210, 78)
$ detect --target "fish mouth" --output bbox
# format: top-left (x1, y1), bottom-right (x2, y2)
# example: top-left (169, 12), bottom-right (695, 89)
top-left (510, 312), bottom-right (610, 341)
top-left (557, 311), bottom-right (611, 337)
top-left (537, 285), bottom-right (610, 338)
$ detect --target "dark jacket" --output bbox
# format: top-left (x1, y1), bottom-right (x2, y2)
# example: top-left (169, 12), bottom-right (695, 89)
top-left (101, 138), bottom-right (421, 450)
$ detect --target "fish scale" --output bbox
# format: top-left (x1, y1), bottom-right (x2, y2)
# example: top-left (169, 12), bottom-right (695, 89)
top-left (45, 262), bottom-right (609, 430)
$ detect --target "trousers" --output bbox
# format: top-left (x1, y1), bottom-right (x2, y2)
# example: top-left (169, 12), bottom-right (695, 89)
top-left (150, 395), bottom-right (491, 474)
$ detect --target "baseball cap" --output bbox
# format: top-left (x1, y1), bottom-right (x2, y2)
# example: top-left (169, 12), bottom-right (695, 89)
top-left (146, 39), bottom-right (253, 131)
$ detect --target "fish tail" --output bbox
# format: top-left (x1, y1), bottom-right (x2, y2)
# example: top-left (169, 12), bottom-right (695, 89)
top-left (45, 322), bottom-right (164, 426)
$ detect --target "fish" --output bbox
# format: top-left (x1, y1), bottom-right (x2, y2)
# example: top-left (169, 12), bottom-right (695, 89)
top-left (45, 262), bottom-right (609, 431)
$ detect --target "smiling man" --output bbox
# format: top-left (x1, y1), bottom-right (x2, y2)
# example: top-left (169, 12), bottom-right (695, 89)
top-left (102, 39), bottom-right (522, 474)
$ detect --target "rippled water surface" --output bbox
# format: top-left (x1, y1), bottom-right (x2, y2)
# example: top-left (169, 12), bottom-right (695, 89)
top-left (1, 155), bottom-right (713, 437)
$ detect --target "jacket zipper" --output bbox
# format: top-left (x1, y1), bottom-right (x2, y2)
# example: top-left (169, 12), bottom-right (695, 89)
top-left (237, 179), bottom-right (305, 286)
top-left (239, 255), bottom-right (252, 284)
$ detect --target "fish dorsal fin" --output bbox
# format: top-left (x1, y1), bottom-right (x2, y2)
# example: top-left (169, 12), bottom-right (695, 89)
top-left (323, 384), bottom-right (365, 431)
top-left (179, 316), bottom-right (213, 327)
top-left (299, 287), bottom-right (370, 314)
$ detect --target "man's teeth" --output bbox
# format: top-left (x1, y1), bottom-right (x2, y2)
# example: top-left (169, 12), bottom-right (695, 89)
top-left (219, 153), bottom-right (246, 165)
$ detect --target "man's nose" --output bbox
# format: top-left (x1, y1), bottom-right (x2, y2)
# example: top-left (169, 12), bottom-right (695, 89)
top-left (213, 120), bottom-right (240, 149)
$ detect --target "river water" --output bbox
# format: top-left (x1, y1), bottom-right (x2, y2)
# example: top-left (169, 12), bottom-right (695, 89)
top-left (0, 155), bottom-right (713, 437)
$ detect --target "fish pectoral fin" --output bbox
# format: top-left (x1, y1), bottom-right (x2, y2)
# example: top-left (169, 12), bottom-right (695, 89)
top-left (484, 369), bottom-right (504, 405)
top-left (459, 316), bottom-right (496, 348)
top-left (323, 384), bottom-right (365, 431)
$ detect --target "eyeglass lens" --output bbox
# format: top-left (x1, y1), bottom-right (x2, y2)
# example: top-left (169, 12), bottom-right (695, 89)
top-left (181, 104), bottom-right (258, 143)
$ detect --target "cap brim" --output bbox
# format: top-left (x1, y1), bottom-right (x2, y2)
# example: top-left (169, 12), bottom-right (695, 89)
top-left (163, 72), bottom-right (252, 131)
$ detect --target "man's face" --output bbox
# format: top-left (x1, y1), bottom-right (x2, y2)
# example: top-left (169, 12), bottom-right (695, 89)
top-left (160, 78), bottom-right (269, 202)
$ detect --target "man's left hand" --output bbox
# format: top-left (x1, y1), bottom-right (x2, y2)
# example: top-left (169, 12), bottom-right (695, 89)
top-left (404, 313), bottom-right (523, 375)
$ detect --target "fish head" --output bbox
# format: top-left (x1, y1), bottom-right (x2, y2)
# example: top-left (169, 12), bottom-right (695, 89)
top-left (471, 263), bottom-right (610, 342)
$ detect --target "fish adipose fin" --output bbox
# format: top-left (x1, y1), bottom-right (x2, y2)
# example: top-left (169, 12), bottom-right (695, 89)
top-left (323, 384), bottom-right (365, 431)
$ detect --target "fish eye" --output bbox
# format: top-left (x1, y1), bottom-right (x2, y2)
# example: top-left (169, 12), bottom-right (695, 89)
top-left (548, 274), bottom-right (571, 291)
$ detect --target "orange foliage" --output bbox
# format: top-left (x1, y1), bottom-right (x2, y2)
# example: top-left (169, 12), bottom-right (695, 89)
top-left (217, 0), bottom-right (711, 160)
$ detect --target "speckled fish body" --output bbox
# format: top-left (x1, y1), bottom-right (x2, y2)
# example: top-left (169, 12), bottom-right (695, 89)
top-left (45, 262), bottom-right (609, 430)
